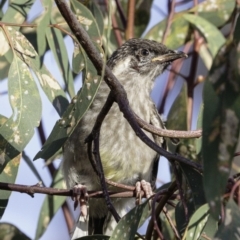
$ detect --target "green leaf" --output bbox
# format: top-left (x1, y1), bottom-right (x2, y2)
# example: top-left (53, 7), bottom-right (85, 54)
top-left (214, 199), bottom-right (240, 239)
top-left (87, 1), bottom-right (104, 37)
top-left (2, 0), bottom-right (34, 27)
top-left (34, 46), bottom-right (103, 160)
top-left (72, 44), bottom-right (85, 74)
top-left (71, 0), bottom-right (102, 45)
top-left (22, 151), bottom-right (45, 185)
top-left (0, 56), bottom-right (41, 172)
top-left (175, 200), bottom-right (195, 236)
top-left (183, 14), bottom-right (225, 58)
top-left (0, 154), bottom-right (21, 218)
top-left (46, 17), bottom-right (75, 98)
top-left (190, 0), bottom-right (235, 27)
top-left (109, 200), bottom-right (149, 240)
top-left (202, 37), bottom-right (240, 219)
top-left (75, 236), bottom-right (109, 240)
top-left (167, 82), bottom-right (188, 131)
top-left (7, 28), bottom-right (69, 116)
top-left (183, 204), bottom-right (210, 240)
top-left (180, 164), bottom-right (205, 210)
top-left (35, 1), bottom-right (104, 160)
top-left (144, 0), bottom-right (234, 50)
top-left (0, 222), bottom-right (30, 240)
top-left (144, 12), bottom-right (190, 49)
top-left (36, 0), bottom-right (52, 57)
top-left (134, 0), bottom-right (153, 38)
top-left (34, 168), bottom-right (66, 240)
top-left (199, 213), bottom-right (217, 240)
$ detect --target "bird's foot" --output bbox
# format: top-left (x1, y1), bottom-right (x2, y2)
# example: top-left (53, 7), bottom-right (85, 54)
top-left (71, 184), bottom-right (89, 219)
top-left (135, 180), bottom-right (153, 205)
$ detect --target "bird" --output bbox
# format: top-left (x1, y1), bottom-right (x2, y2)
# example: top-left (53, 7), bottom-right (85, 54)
top-left (62, 38), bottom-right (187, 237)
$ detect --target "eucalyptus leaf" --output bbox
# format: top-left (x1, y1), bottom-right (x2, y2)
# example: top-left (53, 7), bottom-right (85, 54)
top-left (183, 14), bottom-right (225, 58)
top-left (34, 168), bottom-right (66, 240)
top-left (202, 35), bottom-right (240, 219)
top-left (0, 57), bottom-right (41, 171)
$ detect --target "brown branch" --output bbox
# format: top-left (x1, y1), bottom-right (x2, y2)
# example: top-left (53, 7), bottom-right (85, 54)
top-left (0, 181), bottom-right (153, 199)
top-left (134, 113), bottom-right (202, 138)
top-left (125, 0), bottom-right (135, 40)
top-left (146, 181), bottom-right (177, 240)
top-left (161, 0), bottom-right (176, 44)
top-left (104, 0), bottom-right (123, 47)
top-left (55, 0), bottom-right (202, 172)
top-left (115, 0), bottom-right (127, 28)
top-left (158, 42), bottom-right (192, 114)
top-left (163, 206), bottom-right (181, 239)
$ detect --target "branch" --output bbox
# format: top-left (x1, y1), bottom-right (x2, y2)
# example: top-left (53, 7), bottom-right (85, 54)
top-left (0, 181), bottom-right (154, 199)
top-left (162, 0), bottom-right (176, 44)
top-left (134, 113), bottom-right (202, 139)
top-left (125, 0), bottom-right (135, 39)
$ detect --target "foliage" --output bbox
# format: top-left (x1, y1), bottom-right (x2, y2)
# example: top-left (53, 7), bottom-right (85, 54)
top-left (0, 0), bottom-right (240, 239)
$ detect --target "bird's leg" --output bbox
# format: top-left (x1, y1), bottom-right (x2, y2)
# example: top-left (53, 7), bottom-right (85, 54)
top-left (135, 180), bottom-right (153, 205)
top-left (72, 184), bottom-right (89, 219)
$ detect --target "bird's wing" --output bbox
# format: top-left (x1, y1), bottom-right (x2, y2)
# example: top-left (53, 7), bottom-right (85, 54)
top-left (150, 102), bottom-right (166, 149)
top-left (149, 103), bottom-right (166, 188)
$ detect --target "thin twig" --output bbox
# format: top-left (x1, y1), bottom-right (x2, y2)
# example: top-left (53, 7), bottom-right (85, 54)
top-left (115, 0), bottom-right (127, 28)
top-left (134, 112), bottom-right (202, 139)
top-left (146, 181), bottom-right (177, 240)
top-left (163, 206), bottom-right (181, 239)
top-left (172, 163), bottom-right (189, 222)
top-left (93, 134), bottom-right (121, 222)
top-left (162, 0), bottom-right (176, 44)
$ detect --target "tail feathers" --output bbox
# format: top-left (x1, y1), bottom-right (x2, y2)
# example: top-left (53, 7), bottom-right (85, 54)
top-left (71, 208), bottom-right (89, 239)
top-left (89, 216), bottom-right (106, 234)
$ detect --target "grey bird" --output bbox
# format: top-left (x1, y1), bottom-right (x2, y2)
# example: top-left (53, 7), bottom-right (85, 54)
top-left (62, 38), bottom-right (187, 236)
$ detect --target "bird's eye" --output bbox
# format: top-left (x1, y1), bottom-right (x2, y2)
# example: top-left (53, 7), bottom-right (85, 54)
top-left (140, 49), bottom-right (149, 56)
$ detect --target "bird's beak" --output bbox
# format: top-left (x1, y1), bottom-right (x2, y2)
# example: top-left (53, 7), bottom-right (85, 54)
top-left (152, 51), bottom-right (188, 63)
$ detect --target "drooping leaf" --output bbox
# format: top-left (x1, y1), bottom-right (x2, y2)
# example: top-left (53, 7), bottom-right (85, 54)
top-left (71, 0), bottom-right (102, 45)
top-left (199, 213), bottom-right (218, 240)
top-left (87, 1), bottom-right (104, 37)
top-left (180, 164), bottom-right (205, 210)
top-left (36, 0), bottom-right (52, 57)
top-left (144, 12), bottom-right (190, 49)
top-left (109, 200), bottom-right (149, 240)
top-left (183, 204), bottom-right (211, 240)
top-left (167, 82), bottom-right (188, 131)
top-left (0, 154), bottom-right (21, 218)
top-left (202, 17), bottom-right (240, 219)
top-left (35, 1), bottom-right (104, 160)
top-left (183, 14), bottom-right (225, 58)
top-left (144, 0), bottom-right (234, 50)
top-left (7, 28), bottom-right (69, 116)
top-left (189, 0), bottom-right (235, 27)
top-left (46, 16), bottom-right (75, 98)
top-left (214, 199), bottom-right (240, 239)
top-left (2, 0), bottom-right (34, 27)
top-left (34, 168), bottom-right (66, 240)
top-left (34, 48), bottom-right (103, 160)
top-left (0, 56), bottom-right (41, 172)
top-left (0, 222), bottom-right (30, 240)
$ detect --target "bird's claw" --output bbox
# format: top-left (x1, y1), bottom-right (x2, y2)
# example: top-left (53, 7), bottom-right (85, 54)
top-left (72, 184), bottom-right (89, 219)
top-left (135, 180), bottom-right (153, 205)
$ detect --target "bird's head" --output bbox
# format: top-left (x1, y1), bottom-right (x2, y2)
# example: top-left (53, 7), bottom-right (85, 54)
top-left (107, 38), bottom-right (187, 80)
